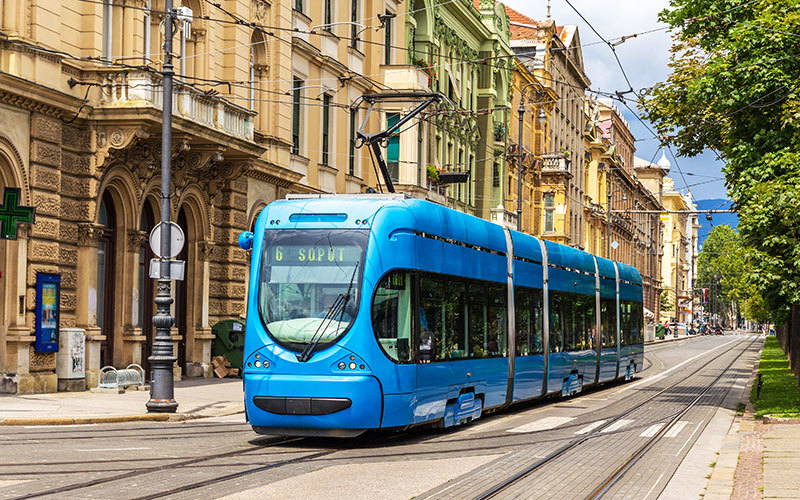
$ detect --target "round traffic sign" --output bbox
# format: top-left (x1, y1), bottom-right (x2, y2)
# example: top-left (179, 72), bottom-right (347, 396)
top-left (149, 222), bottom-right (185, 258)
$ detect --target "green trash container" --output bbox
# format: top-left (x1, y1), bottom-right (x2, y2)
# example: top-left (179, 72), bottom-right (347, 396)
top-left (211, 319), bottom-right (246, 369)
top-left (655, 323), bottom-right (666, 339)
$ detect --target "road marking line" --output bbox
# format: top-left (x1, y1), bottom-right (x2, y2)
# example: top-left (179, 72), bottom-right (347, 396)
top-left (23, 424), bottom-right (98, 429)
top-left (76, 447), bottom-right (150, 452)
top-left (507, 416), bottom-right (576, 433)
top-left (601, 419), bottom-right (633, 433)
top-left (640, 423), bottom-right (665, 437)
top-left (575, 420), bottom-right (607, 434)
top-left (643, 472), bottom-right (665, 499)
top-left (618, 338), bottom-right (739, 393)
top-left (675, 421), bottom-right (704, 456)
top-left (665, 421), bottom-right (689, 438)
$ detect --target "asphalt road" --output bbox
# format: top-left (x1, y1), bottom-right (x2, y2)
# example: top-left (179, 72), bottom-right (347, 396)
top-left (0, 333), bottom-right (761, 500)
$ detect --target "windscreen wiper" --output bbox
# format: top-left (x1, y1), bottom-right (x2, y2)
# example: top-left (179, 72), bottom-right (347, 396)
top-left (296, 262), bottom-right (359, 362)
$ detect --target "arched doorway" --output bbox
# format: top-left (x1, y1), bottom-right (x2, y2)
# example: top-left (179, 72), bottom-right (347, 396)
top-left (97, 192), bottom-right (117, 367)
top-left (138, 200), bottom-right (156, 375)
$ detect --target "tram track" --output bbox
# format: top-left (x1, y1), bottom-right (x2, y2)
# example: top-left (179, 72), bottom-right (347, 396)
top-left (466, 335), bottom-right (759, 500)
top-left (3, 336), bottom-right (755, 500)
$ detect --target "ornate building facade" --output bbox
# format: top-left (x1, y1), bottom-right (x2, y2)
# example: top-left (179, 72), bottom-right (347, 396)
top-left (0, 0), bottom-right (397, 393)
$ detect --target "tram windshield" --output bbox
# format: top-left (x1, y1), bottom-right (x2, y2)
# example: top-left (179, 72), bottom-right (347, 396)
top-left (257, 229), bottom-right (368, 352)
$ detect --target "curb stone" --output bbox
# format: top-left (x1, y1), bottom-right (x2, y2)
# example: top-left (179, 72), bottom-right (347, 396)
top-left (0, 406), bottom-right (245, 426)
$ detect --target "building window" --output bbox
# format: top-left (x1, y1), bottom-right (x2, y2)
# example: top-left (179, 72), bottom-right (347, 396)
top-left (386, 113), bottom-right (400, 182)
top-left (468, 155), bottom-right (474, 205)
top-left (143, 0), bottom-right (151, 63)
top-left (351, 0), bottom-right (358, 49)
top-left (493, 162), bottom-right (500, 187)
top-left (292, 78), bottom-right (302, 155)
top-left (349, 108), bottom-right (357, 176)
top-left (544, 193), bottom-right (555, 232)
top-left (322, 94), bottom-right (331, 165)
top-left (384, 12), bottom-right (392, 65)
top-left (295, 0), bottom-right (303, 13)
top-left (102, 0), bottom-right (113, 64)
top-left (324, 0), bottom-right (332, 30)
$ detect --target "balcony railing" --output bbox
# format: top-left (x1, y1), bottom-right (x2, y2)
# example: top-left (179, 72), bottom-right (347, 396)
top-left (541, 153), bottom-right (571, 173)
top-left (490, 204), bottom-right (518, 230)
top-left (380, 65), bottom-right (429, 91)
top-left (95, 69), bottom-right (255, 141)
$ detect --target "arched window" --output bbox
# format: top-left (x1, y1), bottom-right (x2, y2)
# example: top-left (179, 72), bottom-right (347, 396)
top-left (97, 192), bottom-right (117, 366)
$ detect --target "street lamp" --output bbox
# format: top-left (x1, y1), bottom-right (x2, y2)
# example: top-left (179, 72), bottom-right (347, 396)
top-left (516, 82), bottom-right (548, 232)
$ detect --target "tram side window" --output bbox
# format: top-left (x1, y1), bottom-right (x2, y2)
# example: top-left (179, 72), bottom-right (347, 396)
top-left (600, 298), bottom-right (617, 348)
top-left (488, 286), bottom-right (507, 357)
top-left (444, 282), bottom-right (467, 359)
top-left (577, 294), bottom-right (596, 351)
top-left (620, 301), bottom-right (632, 346)
top-left (468, 284), bottom-right (488, 358)
top-left (419, 276), bottom-right (444, 362)
top-left (549, 292), bottom-right (563, 353)
top-left (515, 287), bottom-right (532, 355)
top-left (621, 300), bottom-right (644, 345)
top-left (372, 271), bottom-right (413, 363)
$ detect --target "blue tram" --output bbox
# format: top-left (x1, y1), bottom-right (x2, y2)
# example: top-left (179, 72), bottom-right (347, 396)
top-left (239, 195), bottom-right (644, 437)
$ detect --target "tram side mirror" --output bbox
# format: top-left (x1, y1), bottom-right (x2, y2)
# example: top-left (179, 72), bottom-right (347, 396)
top-left (238, 231), bottom-right (254, 251)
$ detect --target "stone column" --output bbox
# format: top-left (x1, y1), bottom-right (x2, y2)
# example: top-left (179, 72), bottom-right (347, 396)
top-left (76, 223), bottom-right (104, 388)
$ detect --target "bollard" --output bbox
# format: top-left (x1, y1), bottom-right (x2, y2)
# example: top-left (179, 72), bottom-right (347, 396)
top-left (756, 373), bottom-right (763, 400)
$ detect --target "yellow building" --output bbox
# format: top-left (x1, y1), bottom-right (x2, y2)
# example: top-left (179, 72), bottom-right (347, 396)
top-left (583, 98), bottom-right (665, 318)
top-left (502, 58), bottom-right (556, 233)
top-left (659, 175), bottom-right (691, 323)
top-left (0, 0), bottom-right (396, 393)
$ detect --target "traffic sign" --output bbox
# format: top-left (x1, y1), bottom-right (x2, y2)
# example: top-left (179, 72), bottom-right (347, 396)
top-left (149, 222), bottom-right (185, 258)
top-left (149, 258), bottom-right (186, 281)
top-left (611, 240), bottom-right (619, 250)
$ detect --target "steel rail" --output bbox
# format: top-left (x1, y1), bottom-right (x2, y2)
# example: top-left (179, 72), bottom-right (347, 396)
top-left (8, 437), bottom-right (303, 500)
top-left (470, 336), bottom-right (758, 500)
top-left (584, 337), bottom-right (760, 499)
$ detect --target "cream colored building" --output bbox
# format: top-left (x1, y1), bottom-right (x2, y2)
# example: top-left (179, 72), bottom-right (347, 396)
top-left (0, 0), bottom-right (398, 394)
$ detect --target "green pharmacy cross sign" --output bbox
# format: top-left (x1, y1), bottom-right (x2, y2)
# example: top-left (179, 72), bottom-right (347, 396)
top-left (0, 187), bottom-right (35, 240)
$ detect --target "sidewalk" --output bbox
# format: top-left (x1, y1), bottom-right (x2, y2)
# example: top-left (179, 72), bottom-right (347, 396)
top-left (0, 377), bottom-right (244, 425)
top-left (704, 334), bottom-right (800, 500)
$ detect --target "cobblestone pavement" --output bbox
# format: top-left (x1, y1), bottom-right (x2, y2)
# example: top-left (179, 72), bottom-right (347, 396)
top-left (731, 416), bottom-right (764, 500)
top-left (0, 335), bottom-right (760, 500)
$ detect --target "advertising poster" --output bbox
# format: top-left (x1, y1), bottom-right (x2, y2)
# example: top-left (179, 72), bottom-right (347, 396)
top-left (35, 273), bottom-right (60, 353)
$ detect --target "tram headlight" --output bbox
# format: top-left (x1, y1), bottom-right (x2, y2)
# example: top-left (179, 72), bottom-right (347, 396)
top-left (338, 362), bottom-right (346, 370)
top-left (349, 362), bottom-right (357, 370)
top-left (254, 360), bottom-right (262, 368)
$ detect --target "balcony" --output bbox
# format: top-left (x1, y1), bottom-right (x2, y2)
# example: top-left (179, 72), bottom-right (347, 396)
top-left (490, 204), bottom-right (518, 230)
top-left (94, 69), bottom-right (255, 141)
top-left (541, 153), bottom-right (571, 175)
top-left (380, 65), bottom-right (429, 91)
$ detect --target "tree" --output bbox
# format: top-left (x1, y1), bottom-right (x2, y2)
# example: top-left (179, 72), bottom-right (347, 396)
top-left (697, 225), bottom-right (749, 324)
top-left (643, 0), bottom-right (800, 322)
top-left (660, 289), bottom-right (673, 315)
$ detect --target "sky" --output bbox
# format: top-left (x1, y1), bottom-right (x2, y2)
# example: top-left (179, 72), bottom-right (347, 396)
top-left (502, 0), bottom-right (729, 202)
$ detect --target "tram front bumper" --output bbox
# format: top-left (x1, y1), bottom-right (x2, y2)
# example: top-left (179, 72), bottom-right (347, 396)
top-left (244, 373), bottom-right (383, 434)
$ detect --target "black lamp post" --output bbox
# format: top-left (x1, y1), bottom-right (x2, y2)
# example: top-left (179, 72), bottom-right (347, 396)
top-left (147, 1), bottom-right (178, 413)
top-left (516, 82), bottom-right (547, 232)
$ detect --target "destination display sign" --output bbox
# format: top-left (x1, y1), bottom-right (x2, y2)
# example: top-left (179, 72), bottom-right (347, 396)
top-left (267, 245), bottom-right (362, 266)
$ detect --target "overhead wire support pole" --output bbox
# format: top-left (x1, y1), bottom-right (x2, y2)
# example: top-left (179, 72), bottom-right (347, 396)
top-left (354, 92), bottom-right (445, 194)
top-left (147, 0), bottom-right (178, 414)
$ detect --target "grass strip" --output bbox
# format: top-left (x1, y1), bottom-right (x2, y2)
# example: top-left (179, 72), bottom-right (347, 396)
top-left (751, 336), bottom-right (800, 418)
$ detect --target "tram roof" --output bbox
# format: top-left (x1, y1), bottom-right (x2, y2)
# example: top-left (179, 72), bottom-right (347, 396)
top-left (271, 195), bottom-right (642, 283)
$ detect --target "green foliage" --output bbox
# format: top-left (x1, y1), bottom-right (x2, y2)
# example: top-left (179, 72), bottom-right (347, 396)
top-left (698, 225), bottom-right (748, 317)
top-left (643, 0), bottom-right (800, 321)
top-left (426, 164), bottom-right (440, 183)
top-left (751, 337), bottom-right (800, 418)
top-left (660, 289), bottom-right (673, 312)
